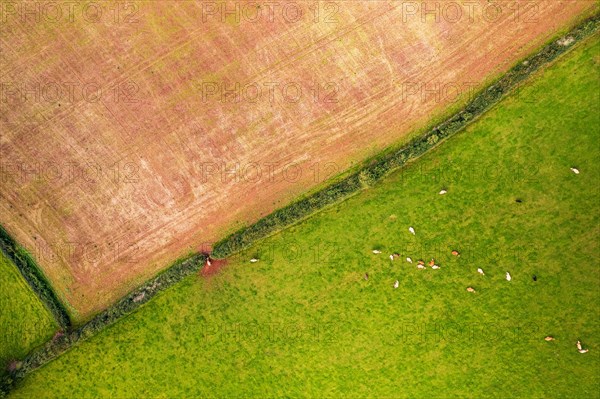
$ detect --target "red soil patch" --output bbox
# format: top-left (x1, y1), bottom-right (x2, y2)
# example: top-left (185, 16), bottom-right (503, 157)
top-left (200, 257), bottom-right (228, 278)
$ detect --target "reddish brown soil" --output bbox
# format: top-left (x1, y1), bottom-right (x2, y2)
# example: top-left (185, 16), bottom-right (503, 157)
top-left (200, 257), bottom-right (228, 278)
top-left (0, 1), bottom-right (595, 321)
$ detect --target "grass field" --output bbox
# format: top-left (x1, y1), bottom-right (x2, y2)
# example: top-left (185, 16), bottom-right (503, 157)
top-left (8, 34), bottom-right (600, 398)
top-left (0, 252), bottom-right (57, 372)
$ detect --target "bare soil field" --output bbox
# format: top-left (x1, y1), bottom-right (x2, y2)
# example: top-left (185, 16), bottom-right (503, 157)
top-left (0, 1), bottom-right (596, 321)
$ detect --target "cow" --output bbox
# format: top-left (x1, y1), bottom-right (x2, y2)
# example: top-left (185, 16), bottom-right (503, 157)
top-left (577, 340), bottom-right (589, 353)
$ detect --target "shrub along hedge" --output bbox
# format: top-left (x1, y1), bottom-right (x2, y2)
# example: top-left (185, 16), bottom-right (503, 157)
top-left (211, 14), bottom-right (599, 259)
top-left (1, 13), bottom-right (598, 398)
top-left (0, 226), bottom-right (71, 329)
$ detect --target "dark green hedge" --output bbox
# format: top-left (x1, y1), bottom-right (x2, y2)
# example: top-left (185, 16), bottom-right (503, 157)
top-left (212, 14), bottom-right (599, 259)
top-left (0, 225), bottom-right (71, 329)
top-left (212, 175), bottom-right (363, 258)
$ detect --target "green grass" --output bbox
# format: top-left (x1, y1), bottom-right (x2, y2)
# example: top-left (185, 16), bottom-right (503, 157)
top-left (9, 35), bottom-right (600, 398)
top-left (0, 252), bottom-right (57, 371)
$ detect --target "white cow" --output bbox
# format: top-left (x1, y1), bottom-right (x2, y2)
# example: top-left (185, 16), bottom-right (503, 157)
top-left (506, 272), bottom-right (512, 281)
top-left (406, 257), bottom-right (413, 263)
top-left (417, 264), bottom-right (426, 270)
top-left (408, 227), bottom-right (415, 235)
top-left (373, 250), bottom-right (382, 254)
top-left (570, 167), bottom-right (580, 174)
top-left (250, 258), bottom-right (259, 263)
top-left (393, 280), bottom-right (399, 289)
top-left (477, 268), bottom-right (485, 275)
top-left (439, 189), bottom-right (447, 195)
top-left (431, 265), bottom-right (440, 270)
top-left (577, 340), bottom-right (589, 353)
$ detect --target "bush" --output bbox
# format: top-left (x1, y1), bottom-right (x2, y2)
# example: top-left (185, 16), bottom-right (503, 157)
top-left (0, 373), bottom-right (13, 398)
